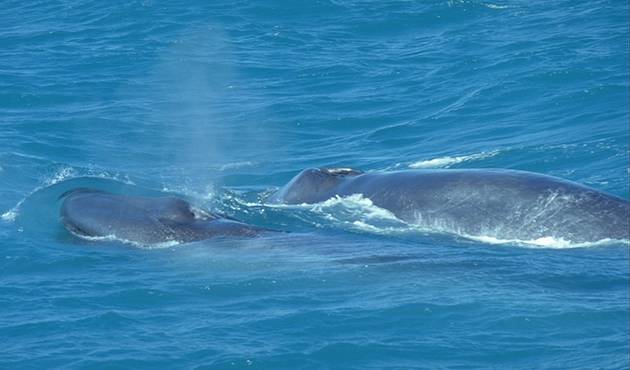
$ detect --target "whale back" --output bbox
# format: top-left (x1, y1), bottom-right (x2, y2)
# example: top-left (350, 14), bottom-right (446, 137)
top-left (270, 168), bottom-right (629, 243)
top-left (269, 168), bottom-right (363, 204)
top-left (348, 169), bottom-right (630, 243)
top-left (60, 189), bottom-right (268, 244)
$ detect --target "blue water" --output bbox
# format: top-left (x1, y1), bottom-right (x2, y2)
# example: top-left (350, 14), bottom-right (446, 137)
top-left (1, 0), bottom-right (629, 368)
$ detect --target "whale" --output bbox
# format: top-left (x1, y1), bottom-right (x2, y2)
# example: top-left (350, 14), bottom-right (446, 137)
top-left (60, 188), bottom-right (272, 244)
top-left (268, 168), bottom-right (630, 243)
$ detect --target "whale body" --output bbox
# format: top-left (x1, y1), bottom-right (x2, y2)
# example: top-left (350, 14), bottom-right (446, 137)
top-left (268, 168), bottom-right (629, 243)
top-left (60, 189), bottom-right (271, 244)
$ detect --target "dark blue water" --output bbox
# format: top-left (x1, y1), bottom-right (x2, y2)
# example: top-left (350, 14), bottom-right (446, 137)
top-left (1, 0), bottom-right (628, 368)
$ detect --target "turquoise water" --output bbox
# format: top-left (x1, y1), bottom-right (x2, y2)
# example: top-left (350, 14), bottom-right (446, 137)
top-left (1, 0), bottom-right (629, 368)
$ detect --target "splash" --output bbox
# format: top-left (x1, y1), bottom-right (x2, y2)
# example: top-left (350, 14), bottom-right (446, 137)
top-left (43, 167), bottom-right (77, 186)
top-left (85, 169), bottom-right (136, 185)
top-left (409, 150), bottom-right (499, 169)
top-left (311, 194), bottom-right (400, 222)
top-left (1, 209), bottom-right (17, 222)
top-left (465, 235), bottom-right (628, 249)
top-left (2, 167), bottom-right (78, 222)
top-left (302, 194), bottom-right (423, 234)
top-left (161, 184), bottom-right (217, 201)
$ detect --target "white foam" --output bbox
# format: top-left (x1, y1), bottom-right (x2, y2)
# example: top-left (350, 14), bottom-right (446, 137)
top-left (44, 167), bottom-right (77, 185)
top-left (1, 209), bottom-right (17, 222)
top-left (85, 169), bottom-right (136, 185)
top-left (215, 161), bottom-right (256, 171)
top-left (409, 150), bottom-right (499, 169)
top-left (350, 220), bottom-right (426, 235)
top-left (6, 151), bottom-right (47, 161)
top-left (70, 232), bottom-right (182, 249)
top-left (311, 194), bottom-right (400, 221)
top-left (463, 235), bottom-right (628, 249)
top-left (483, 3), bottom-right (509, 9)
top-left (325, 168), bottom-right (357, 174)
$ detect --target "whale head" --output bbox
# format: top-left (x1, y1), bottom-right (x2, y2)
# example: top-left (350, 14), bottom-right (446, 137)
top-left (269, 168), bottom-right (363, 204)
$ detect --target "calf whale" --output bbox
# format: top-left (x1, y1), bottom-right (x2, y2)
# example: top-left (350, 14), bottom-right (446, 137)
top-left (268, 168), bottom-right (629, 243)
top-left (60, 188), bottom-right (272, 244)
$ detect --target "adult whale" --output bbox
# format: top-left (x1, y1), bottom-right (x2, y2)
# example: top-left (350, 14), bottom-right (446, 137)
top-left (60, 188), bottom-right (272, 244)
top-left (268, 168), bottom-right (629, 243)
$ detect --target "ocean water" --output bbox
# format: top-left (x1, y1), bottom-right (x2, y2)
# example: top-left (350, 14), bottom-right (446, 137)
top-left (1, 0), bottom-right (629, 368)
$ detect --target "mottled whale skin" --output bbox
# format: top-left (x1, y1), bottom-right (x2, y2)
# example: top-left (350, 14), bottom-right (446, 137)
top-left (60, 189), bottom-right (271, 244)
top-left (268, 168), bottom-right (630, 243)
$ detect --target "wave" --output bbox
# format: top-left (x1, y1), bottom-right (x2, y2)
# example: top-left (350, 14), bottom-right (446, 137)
top-left (2, 166), bottom-right (77, 222)
top-left (1, 167), bottom-right (135, 223)
top-left (409, 150), bottom-right (499, 169)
